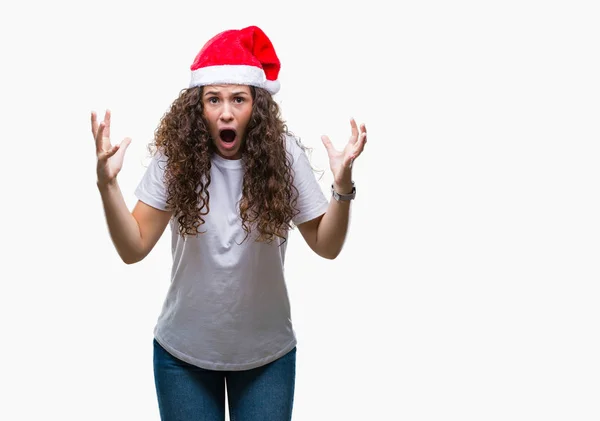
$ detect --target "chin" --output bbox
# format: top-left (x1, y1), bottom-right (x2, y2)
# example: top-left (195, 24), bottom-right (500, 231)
top-left (217, 148), bottom-right (242, 160)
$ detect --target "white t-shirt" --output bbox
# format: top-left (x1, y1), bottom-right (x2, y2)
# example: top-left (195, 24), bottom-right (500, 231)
top-left (134, 135), bottom-right (329, 370)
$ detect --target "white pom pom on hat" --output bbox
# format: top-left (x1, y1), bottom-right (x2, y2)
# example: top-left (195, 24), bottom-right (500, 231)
top-left (189, 25), bottom-right (281, 94)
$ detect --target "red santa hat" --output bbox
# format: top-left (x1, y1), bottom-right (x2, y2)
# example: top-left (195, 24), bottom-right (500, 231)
top-left (189, 25), bottom-right (281, 94)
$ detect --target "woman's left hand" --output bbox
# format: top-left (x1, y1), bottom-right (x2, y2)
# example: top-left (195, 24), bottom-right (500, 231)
top-left (321, 118), bottom-right (367, 191)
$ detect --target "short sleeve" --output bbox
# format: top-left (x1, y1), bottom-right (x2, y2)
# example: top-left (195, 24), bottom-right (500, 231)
top-left (134, 150), bottom-right (169, 211)
top-left (287, 136), bottom-right (329, 225)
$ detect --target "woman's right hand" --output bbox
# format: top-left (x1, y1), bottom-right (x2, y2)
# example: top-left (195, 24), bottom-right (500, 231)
top-left (91, 109), bottom-right (131, 187)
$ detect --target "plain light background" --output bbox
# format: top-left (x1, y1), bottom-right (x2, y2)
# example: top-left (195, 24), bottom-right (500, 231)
top-left (1, 0), bottom-right (599, 420)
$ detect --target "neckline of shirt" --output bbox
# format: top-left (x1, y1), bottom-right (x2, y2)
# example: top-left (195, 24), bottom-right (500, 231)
top-left (212, 153), bottom-right (244, 170)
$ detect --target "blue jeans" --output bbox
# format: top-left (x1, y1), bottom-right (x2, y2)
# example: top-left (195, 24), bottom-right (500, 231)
top-left (153, 339), bottom-right (296, 421)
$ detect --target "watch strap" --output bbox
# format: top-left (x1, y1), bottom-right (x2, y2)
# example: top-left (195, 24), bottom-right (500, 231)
top-left (331, 182), bottom-right (356, 201)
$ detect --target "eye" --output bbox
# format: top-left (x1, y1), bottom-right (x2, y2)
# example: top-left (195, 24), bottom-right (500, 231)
top-left (207, 97), bottom-right (219, 104)
top-left (234, 97), bottom-right (245, 104)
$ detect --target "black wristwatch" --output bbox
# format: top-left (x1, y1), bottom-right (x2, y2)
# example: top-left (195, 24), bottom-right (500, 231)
top-left (331, 182), bottom-right (356, 201)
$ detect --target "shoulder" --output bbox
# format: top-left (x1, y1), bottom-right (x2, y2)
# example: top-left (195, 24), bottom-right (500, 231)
top-left (151, 145), bottom-right (168, 161)
top-left (137, 146), bottom-right (170, 183)
top-left (283, 134), bottom-right (310, 163)
top-left (144, 146), bottom-right (169, 169)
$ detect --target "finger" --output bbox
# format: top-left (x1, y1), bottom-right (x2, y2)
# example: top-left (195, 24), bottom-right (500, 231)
top-left (95, 122), bottom-right (106, 154)
top-left (352, 132), bottom-right (368, 158)
top-left (107, 144), bottom-right (120, 157)
top-left (114, 137), bottom-right (132, 160)
top-left (91, 111), bottom-right (98, 137)
top-left (321, 135), bottom-right (335, 154)
top-left (357, 132), bottom-right (367, 152)
top-left (349, 117), bottom-right (359, 142)
top-left (360, 123), bottom-right (367, 135)
top-left (103, 109), bottom-right (111, 139)
top-left (98, 143), bottom-right (120, 161)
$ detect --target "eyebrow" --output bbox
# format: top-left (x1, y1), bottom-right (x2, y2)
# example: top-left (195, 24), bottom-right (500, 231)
top-left (203, 90), bottom-right (250, 97)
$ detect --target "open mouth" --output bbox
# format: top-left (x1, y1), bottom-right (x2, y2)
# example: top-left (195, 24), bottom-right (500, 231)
top-left (219, 129), bottom-right (237, 144)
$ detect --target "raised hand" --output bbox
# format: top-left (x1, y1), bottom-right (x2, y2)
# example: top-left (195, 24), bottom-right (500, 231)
top-left (91, 109), bottom-right (131, 186)
top-left (321, 118), bottom-right (367, 190)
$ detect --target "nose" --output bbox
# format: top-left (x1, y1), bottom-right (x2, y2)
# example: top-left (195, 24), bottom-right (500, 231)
top-left (219, 103), bottom-right (233, 122)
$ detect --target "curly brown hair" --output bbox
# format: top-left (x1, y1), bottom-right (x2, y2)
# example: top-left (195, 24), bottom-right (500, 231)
top-left (147, 86), bottom-right (302, 243)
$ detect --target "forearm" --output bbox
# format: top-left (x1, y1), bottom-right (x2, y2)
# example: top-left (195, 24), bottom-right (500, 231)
top-left (97, 180), bottom-right (144, 264)
top-left (314, 199), bottom-right (351, 259)
top-left (313, 181), bottom-right (354, 259)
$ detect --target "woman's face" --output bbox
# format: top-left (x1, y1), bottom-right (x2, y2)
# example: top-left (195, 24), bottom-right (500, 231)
top-left (202, 84), bottom-right (253, 160)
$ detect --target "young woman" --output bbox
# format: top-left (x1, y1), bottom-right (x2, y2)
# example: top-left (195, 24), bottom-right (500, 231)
top-left (92, 25), bottom-right (367, 421)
